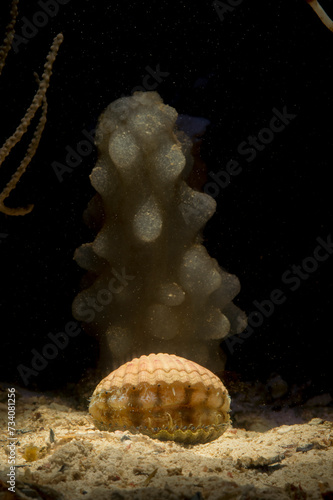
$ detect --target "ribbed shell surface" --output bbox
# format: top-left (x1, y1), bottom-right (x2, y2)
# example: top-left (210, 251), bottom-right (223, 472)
top-left (92, 353), bottom-right (222, 394)
top-left (89, 353), bottom-right (231, 444)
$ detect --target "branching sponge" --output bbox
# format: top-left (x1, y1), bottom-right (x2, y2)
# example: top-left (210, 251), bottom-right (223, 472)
top-left (72, 91), bottom-right (246, 372)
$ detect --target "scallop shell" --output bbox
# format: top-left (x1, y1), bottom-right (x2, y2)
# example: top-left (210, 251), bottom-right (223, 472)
top-left (89, 353), bottom-right (231, 444)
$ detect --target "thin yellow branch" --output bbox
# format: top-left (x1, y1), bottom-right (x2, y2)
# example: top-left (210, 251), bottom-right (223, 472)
top-left (0, 94), bottom-right (48, 216)
top-left (306, 0), bottom-right (333, 32)
top-left (0, 33), bottom-right (64, 216)
top-left (0, 0), bottom-right (19, 76)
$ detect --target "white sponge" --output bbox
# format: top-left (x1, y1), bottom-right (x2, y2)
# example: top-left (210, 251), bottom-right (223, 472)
top-left (72, 92), bottom-right (246, 372)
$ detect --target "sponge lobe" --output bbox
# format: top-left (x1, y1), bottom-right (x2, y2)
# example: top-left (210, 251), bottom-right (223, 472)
top-left (133, 196), bottom-right (162, 242)
top-left (72, 91), bottom-right (246, 372)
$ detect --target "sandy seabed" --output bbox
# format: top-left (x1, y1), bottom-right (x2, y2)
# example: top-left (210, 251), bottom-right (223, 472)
top-left (0, 384), bottom-right (332, 500)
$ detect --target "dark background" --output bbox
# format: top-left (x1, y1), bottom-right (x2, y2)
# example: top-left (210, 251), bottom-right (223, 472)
top-left (0, 0), bottom-right (332, 397)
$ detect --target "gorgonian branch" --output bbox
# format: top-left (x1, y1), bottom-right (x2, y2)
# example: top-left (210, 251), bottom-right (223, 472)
top-left (306, 0), bottom-right (333, 32)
